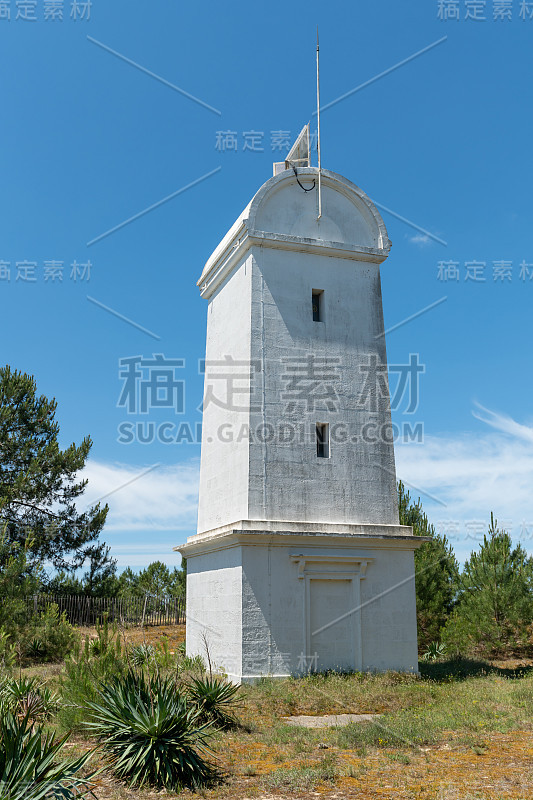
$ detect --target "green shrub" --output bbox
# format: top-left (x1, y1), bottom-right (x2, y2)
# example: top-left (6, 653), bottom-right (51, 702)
top-left (0, 629), bottom-right (16, 671)
top-left (23, 604), bottom-right (77, 663)
top-left (153, 635), bottom-right (177, 669)
top-left (178, 652), bottom-right (205, 674)
top-left (186, 675), bottom-right (242, 728)
top-left (0, 712), bottom-right (94, 800)
top-left (59, 615), bottom-right (126, 733)
top-left (86, 670), bottom-right (216, 790)
top-left (441, 611), bottom-right (488, 657)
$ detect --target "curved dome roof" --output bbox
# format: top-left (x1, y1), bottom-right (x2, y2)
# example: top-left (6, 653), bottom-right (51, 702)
top-left (249, 167), bottom-right (389, 249)
top-left (198, 168), bottom-right (391, 294)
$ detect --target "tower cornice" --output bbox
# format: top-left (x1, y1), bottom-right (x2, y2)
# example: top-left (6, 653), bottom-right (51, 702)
top-left (197, 168), bottom-right (392, 299)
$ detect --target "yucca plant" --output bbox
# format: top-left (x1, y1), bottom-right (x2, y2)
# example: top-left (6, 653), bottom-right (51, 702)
top-left (186, 675), bottom-right (241, 728)
top-left (0, 712), bottom-right (94, 800)
top-left (25, 638), bottom-right (46, 661)
top-left (129, 643), bottom-right (155, 668)
top-left (0, 676), bottom-right (60, 723)
top-left (422, 641), bottom-right (447, 662)
top-left (86, 670), bottom-right (216, 790)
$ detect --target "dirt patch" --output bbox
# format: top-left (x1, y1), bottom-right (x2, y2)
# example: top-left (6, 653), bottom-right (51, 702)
top-left (77, 623), bottom-right (186, 650)
top-left (282, 713), bottom-right (381, 728)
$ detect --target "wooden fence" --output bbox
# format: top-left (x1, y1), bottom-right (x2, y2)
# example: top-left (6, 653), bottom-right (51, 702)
top-left (25, 594), bottom-right (186, 627)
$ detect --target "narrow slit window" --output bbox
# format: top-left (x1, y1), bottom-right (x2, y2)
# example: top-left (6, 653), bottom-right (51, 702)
top-left (316, 422), bottom-right (330, 458)
top-left (312, 290), bottom-right (323, 322)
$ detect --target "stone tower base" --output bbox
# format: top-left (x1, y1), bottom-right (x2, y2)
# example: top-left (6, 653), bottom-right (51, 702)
top-left (177, 521), bottom-right (423, 684)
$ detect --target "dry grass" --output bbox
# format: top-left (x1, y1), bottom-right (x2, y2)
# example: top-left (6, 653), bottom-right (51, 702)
top-left (76, 622), bottom-right (186, 649)
top-left (79, 730), bottom-right (533, 800)
top-left (198, 662), bottom-right (533, 799)
top-left (18, 627), bottom-right (533, 800)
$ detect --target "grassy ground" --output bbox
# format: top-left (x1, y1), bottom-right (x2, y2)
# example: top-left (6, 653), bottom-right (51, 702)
top-left (25, 626), bottom-right (533, 800)
top-left (209, 662), bottom-right (533, 799)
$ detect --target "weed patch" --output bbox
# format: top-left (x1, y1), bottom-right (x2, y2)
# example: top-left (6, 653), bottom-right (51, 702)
top-left (262, 753), bottom-right (338, 792)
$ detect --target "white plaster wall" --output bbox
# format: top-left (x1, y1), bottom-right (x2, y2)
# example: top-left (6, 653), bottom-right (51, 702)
top-left (201, 539), bottom-right (419, 681)
top-left (360, 549), bottom-right (419, 672)
top-left (197, 257), bottom-right (252, 534)
top-left (248, 245), bottom-right (398, 526)
top-left (241, 542), bottom-right (303, 678)
top-left (185, 545), bottom-right (243, 680)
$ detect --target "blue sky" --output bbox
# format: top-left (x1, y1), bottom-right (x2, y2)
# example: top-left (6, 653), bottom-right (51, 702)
top-left (1, 0), bottom-right (532, 569)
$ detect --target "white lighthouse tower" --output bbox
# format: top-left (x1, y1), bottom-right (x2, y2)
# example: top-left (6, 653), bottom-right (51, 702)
top-left (177, 137), bottom-right (423, 683)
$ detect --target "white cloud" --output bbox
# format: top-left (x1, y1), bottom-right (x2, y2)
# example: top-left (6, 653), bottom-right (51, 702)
top-left (396, 409), bottom-right (533, 562)
top-left (81, 459), bottom-right (200, 533)
top-left (103, 543), bottom-right (185, 568)
top-left (408, 233), bottom-right (431, 247)
top-left (79, 406), bottom-right (533, 568)
top-left (471, 402), bottom-right (533, 445)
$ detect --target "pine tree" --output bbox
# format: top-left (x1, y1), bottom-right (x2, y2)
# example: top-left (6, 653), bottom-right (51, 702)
top-left (117, 560), bottom-right (186, 597)
top-left (443, 513), bottom-right (533, 656)
top-left (398, 481), bottom-right (458, 647)
top-left (43, 545), bottom-right (118, 596)
top-left (81, 543), bottom-right (118, 596)
top-left (0, 530), bottom-right (39, 634)
top-left (0, 366), bottom-right (109, 572)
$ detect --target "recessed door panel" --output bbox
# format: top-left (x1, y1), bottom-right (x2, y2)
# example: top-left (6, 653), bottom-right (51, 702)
top-left (309, 579), bottom-right (355, 672)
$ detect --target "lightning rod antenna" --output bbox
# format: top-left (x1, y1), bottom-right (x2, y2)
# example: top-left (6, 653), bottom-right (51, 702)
top-left (316, 26), bottom-right (322, 220)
